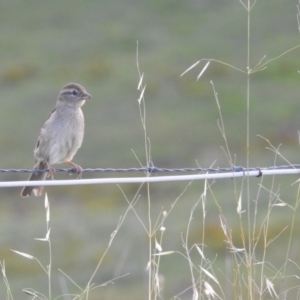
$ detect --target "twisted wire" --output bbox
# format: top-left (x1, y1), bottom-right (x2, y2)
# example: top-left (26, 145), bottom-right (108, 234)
top-left (1, 164), bottom-right (300, 175)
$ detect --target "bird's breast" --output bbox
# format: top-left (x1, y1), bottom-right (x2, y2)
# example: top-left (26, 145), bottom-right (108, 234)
top-left (35, 108), bottom-right (85, 165)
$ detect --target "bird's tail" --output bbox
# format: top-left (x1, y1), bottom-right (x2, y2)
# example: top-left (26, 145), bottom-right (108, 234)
top-left (20, 161), bottom-right (48, 198)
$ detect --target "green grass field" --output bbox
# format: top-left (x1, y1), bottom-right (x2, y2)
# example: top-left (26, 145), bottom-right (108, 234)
top-left (1, 0), bottom-right (300, 299)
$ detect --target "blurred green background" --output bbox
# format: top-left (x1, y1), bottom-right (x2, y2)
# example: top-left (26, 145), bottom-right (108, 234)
top-left (1, 0), bottom-right (300, 299)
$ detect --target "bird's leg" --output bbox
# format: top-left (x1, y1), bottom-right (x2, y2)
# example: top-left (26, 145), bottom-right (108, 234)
top-left (48, 167), bottom-right (56, 180)
top-left (66, 161), bottom-right (83, 179)
top-left (45, 161), bottom-right (55, 180)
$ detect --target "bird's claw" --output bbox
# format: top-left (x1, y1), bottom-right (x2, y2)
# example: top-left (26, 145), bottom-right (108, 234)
top-left (47, 167), bottom-right (56, 180)
top-left (67, 164), bottom-right (83, 179)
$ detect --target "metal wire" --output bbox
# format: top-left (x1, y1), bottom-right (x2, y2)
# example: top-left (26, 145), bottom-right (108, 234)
top-left (1, 164), bottom-right (300, 175)
top-left (1, 164), bottom-right (300, 188)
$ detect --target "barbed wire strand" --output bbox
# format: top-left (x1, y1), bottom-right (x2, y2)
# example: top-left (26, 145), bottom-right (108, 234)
top-left (1, 164), bottom-right (300, 174)
top-left (0, 165), bottom-right (300, 188)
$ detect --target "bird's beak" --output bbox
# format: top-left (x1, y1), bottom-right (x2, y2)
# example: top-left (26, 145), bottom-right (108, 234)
top-left (81, 92), bottom-right (92, 100)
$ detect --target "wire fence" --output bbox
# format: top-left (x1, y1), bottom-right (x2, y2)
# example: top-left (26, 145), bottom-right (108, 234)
top-left (1, 164), bottom-right (300, 174)
top-left (0, 164), bottom-right (300, 188)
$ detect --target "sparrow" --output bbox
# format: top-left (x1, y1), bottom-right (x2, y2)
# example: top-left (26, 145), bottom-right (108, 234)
top-left (20, 83), bottom-right (92, 197)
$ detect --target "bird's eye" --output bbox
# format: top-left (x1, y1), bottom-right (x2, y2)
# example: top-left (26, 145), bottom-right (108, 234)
top-left (72, 90), bottom-right (78, 96)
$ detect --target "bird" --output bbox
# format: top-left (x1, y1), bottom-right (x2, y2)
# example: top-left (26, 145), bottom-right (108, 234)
top-left (20, 83), bottom-right (92, 198)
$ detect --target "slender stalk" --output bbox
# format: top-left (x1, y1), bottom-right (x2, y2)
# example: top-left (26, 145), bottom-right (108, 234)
top-left (46, 195), bottom-right (52, 300)
top-left (279, 183), bottom-right (300, 299)
top-left (136, 41), bottom-right (153, 300)
top-left (48, 240), bottom-right (52, 300)
top-left (246, 1), bottom-right (253, 299)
